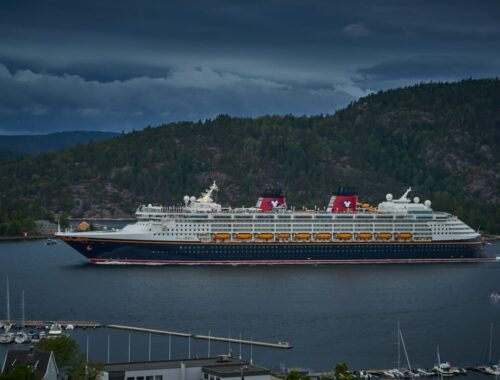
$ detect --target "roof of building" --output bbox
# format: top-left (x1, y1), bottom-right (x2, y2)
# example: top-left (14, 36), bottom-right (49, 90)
top-left (103, 357), bottom-right (250, 373)
top-left (2, 347), bottom-right (53, 380)
top-left (203, 364), bottom-right (271, 377)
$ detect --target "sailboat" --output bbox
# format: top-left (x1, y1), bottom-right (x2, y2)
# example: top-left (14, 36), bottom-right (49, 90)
top-left (482, 323), bottom-right (500, 375)
top-left (0, 277), bottom-right (14, 344)
top-left (432, 346), bottom-right (454, 377)
top-left (14, 290), bottom-right (30, 344)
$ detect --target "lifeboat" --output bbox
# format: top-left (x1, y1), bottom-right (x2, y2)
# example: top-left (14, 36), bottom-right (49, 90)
top-left (315, 233), bottom-right (332, 240)
top-left (256, 233), bottom-right (274, 240)
top-left (356, 233), bottom-right (372, 240)
top-left (336, 233), bottom-right (352, 240)
top-left (213, 233), bottom-right (231, 240)
top-left (396, 233), bottom-right (412, 240)
top-left (376, 233), bottom-right (392, 240)
top-left (295, 233), bottom-right (311, 240)
top-left (235, 233), bottom-right (252, 240)
top-left (277, 233), bottom-right (291, 239)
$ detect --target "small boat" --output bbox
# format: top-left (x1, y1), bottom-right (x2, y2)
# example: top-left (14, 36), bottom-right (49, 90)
top-left (315, 233), bottom-right (332, 240)
top-left (0, 332), bottom-right (15, 344)
top-left (432, 363), bottom-right (454, 377)
top-left (46, 238), bottom-right (57, 245)
top-left (213, 233), bottom-right (230, 240)
top-left (396, 233), bottom-right (412, 240)
top-left (14, 331), bottom-right (30, 344)
top-left (276, 233), bottom-right (290, 239)
top-left (295, 233), bottom-right (311, 240)
top-left (235, 233), bottom-right (252, 240)
top-left (376, 233), bottom-right (392, 240)
top-left (490, 292), bottom-right (500, 300)
top-left (485, 365), bottom-right (500, 376)
top-left (387, 369), bottom-right (405, 378)
top-left (256, 233), bottom-right (273, 240)
top-left (29, 333), bottom-right (40, 343)
top-left (356, 233), bottom-right (372, 240)
top-left (65, 324), bottom-right (74, 330)
top-left (48, 324), bottom-right (63, 335)
top-left (416, 369), bottom-right (434, 377)
top-left (336, 233), bottom-right (352, 240)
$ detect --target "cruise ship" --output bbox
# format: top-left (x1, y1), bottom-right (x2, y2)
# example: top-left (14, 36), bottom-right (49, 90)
top-left (56, 182), bottom-right (487, 264)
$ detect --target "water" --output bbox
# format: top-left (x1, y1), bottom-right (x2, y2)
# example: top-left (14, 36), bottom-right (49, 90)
top-left (0, 239), bottom-right (500, 373)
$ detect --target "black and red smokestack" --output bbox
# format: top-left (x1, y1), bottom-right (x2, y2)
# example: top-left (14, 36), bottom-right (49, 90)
top-left (327, 186), bottom-right (358, 213)
top-left (256, 188), bottom-right (286, 211)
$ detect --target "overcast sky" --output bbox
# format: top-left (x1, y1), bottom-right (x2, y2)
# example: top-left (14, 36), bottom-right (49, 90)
top-left (1, 0), bottom-right (499, 134)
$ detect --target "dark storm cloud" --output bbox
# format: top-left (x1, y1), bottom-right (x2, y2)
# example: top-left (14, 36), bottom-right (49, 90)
top-left (0, 0), bottom-right (499, 133)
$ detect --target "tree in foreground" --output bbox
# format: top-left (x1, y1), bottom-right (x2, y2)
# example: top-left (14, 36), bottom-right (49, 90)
top-left (35, 335), bottom-right (102, 380)
top-left (0, 364), bottom-right (36, 380)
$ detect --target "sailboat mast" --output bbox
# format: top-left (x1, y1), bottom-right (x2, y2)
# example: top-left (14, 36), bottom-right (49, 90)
top-left (21, 290), bottom-right (25, 331)
top-left (397, 320), bottom-right (401, 370)
top-left (6, 276), bottom-right (10, 322)
top-left (489, 323), bottom-right (494, 364)
top-left (399, 329), bottom-right (412, 374)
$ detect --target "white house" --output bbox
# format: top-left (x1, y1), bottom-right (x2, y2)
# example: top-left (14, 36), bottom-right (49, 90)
top-left (102, 356), bottom-right (271, 380)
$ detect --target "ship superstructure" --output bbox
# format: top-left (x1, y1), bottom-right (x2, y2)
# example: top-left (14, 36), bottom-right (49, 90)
top-left (57, 182), bottom-right (486, 264)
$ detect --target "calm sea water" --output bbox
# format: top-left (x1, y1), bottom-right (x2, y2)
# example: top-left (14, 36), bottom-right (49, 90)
top-left (0, 239), bottom-right (500, 373)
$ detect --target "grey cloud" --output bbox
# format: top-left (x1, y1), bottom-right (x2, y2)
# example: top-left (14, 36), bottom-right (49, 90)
top-left (354, 55), bottom-right (500, 90)
top-left (0, 63), bottom-right (357, 133)
top-left (342, 23), bottom-right (371, 37)
top-left (0, 0), bottom-right (500, 133)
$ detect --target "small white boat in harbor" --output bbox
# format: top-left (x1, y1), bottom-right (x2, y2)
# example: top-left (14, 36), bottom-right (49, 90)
top-left (485, 365), bottom-right (500, 376)
top-left (0, 332), bottom-right (15, 344)
top-left (65, 324), bottom-right (74, 330)
top-left (48, 324), bottom-right (63, 335)
top-left (416, 369), bottom-right (434, 377)
top-left (14, 331), bottom-right (30, 344)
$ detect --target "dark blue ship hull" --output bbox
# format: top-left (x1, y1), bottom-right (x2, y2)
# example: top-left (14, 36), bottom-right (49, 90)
top-left (59, 237), bottom-right (488, 264)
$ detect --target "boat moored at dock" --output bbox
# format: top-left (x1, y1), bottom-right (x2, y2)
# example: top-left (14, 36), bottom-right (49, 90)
top-left (56, 182), bottom-right (487, 265)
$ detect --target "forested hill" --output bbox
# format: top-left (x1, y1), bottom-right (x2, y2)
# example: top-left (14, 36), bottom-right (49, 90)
top-left (0, 131), bottom-right (118, 156)
top-left (0, 78), bottom-right (499, 235)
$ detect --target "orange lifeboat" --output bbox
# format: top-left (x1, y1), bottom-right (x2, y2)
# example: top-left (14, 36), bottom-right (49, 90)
top-left (277, 233), bottom-right (291, 239)
top-left (235, 233), bottom-right (252, 240)
top-left (356, 233), bottom-right (372, 240)
top-left (213, 233), bottom-right (231, 240)
top-left (336, 233), bottom-right (352, 240)
top-left (256, 233), bottom-right (274, 240)
top-left (396, 233), bottom-right (412, 240)
top-left (376, 233), bottom-right (392, 240)
top-left (295, 233), bottom-right (311, 240)
top-left (315, 233), bottom-right (332, 240)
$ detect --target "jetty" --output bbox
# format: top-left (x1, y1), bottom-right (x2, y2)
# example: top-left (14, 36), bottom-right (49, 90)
top-left (107, 324), bottom-right (292, 349)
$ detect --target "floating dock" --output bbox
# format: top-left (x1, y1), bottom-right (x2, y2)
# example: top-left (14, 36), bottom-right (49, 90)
top-left (0, 320), bottom-right (101, 328)
top-left (107, 324), bottom-right (292, 349)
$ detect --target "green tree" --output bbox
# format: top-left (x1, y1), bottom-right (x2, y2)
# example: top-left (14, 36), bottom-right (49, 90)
top-left (35, 335), bottom-right (79, 369)
top-left (0, 364), bottom-right (36, 380)
top-left (69, 360), bottom-right (103, 380)
top-left (285, 371), bottom-right (311, 380)
top-left (332, 363), bottom-right (361, 380)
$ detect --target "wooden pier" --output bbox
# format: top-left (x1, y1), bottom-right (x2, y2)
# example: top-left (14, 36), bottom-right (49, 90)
top-left (0, 320), bottom-right (101, 328)
top-left (106, 324), bottom-right (292, 349)
top-left (0, 320), bottom-right (291, 349)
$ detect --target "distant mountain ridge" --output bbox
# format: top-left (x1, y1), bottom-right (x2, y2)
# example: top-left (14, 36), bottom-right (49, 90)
top-left (0, 131), bottom-right (119, 156)
top-left (0, 78), bottom-right (498, 235)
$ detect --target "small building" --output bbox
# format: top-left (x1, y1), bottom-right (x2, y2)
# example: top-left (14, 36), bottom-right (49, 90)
top-left (34, 220), bottom-right (58, 235)
top-left (102, 356), bottom-right (271, 380)
top-left (76, 221), bottom-right (90, 232)
top-left (1, 346), bottom-right (59, 380)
